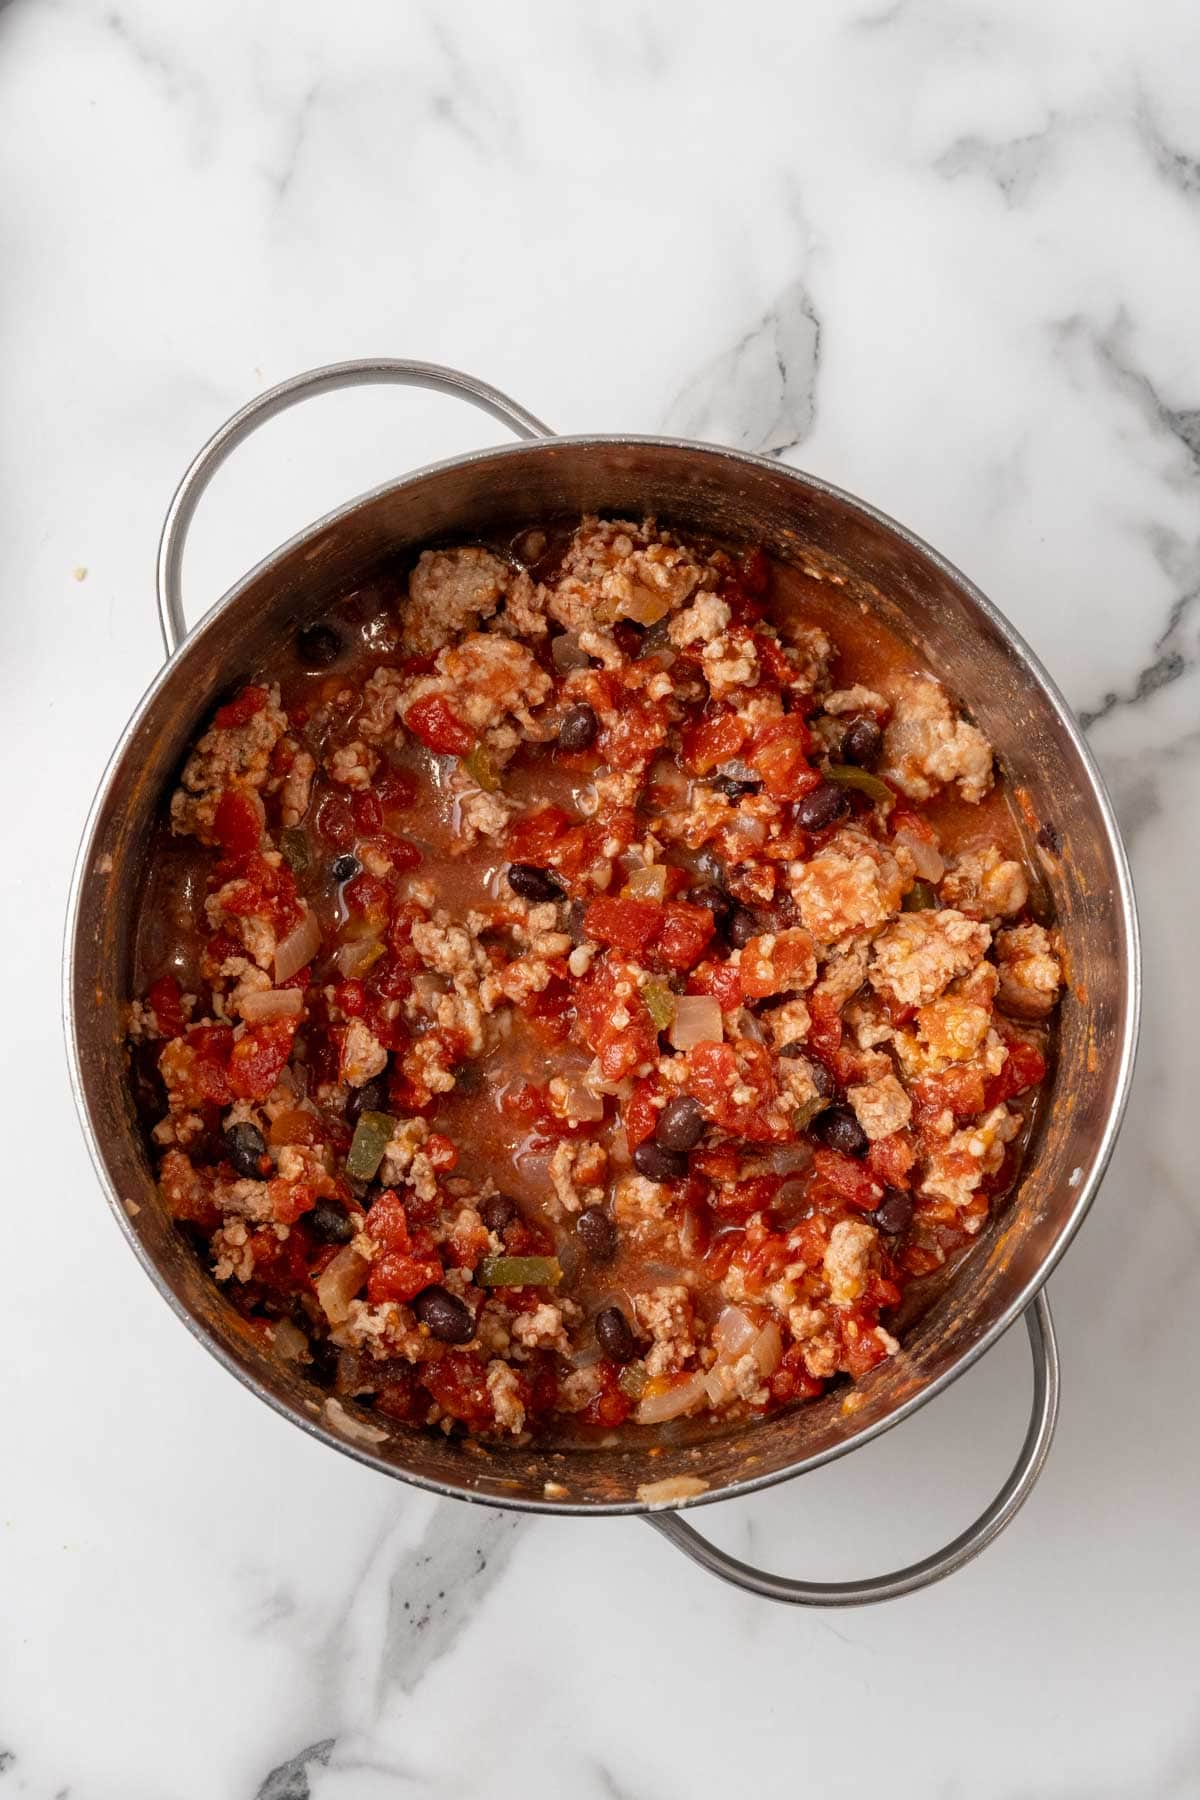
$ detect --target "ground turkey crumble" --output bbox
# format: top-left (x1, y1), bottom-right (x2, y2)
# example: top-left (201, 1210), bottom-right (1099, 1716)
top-left (127, 515), bottom-right (1062, 1444)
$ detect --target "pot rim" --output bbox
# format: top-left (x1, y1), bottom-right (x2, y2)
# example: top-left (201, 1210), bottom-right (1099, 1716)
top-left (63, 430), bottom-right (1141, 1515)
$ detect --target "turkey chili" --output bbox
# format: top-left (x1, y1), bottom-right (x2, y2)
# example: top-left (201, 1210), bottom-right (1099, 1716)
top-left (127, 517), bottom-right (1064, 1442)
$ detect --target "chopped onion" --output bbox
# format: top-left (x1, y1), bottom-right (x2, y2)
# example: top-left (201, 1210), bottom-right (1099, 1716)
top-left (315, 1246), bottom-right (368, 1326)
top-left (752, 1321), bottom-right (783, 1376)
top-left (239, 986), bottom-right (305, 1022)
top-left (668, 994), bottom-right (723, 1051)
top-left (617, 582), bottom-right (672, 626)
top-left (336, 937), bottom-right (384, 979)
top-left (624, 864), bottom-right (669, 901)
top-left (635, 1369), bottom-right (710, 1424)
top-left (272, 1317), bottom-right (311, 1362)
top-left (894, 826), bottom-right (945, 883)
top-left (551, 1074), bottom-right (605, 1122)
top-left (274, 907), bottom-right (322, 983)
top-left (551, 631), bottom-right (591, 672)
top-left (713, 1305), bottom-right (759, 1361)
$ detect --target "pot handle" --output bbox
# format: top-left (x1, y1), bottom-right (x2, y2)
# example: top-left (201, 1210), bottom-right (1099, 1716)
top-left (644, 1289), bottom-right (1058, 1607)
top-left (155, 359), bottom-right (555, 656)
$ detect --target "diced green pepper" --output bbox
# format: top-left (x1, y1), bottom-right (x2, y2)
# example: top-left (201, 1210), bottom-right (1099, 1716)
top-left (462, 743), bottom-right (499, 792)
top-left (793, 1095), bottom-right (830, 1132)
top-left (902, 880), bottom-right (938, 912)
top-left (279, 827), bottom-right (311, 875)
top-left (617, 1361), bottom-right (648, 1399)
top-left (642, 981), bottom-right (677, 1031)
top-left (826, 763), bottom-right (894, 806)
top-left (477, 1254), bottom-right (562, 1288)
top-left (345, 1110), bottom-right (395, 1181)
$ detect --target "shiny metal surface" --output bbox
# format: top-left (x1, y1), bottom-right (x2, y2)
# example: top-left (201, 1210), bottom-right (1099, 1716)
top-left (648, 1291), bottom-right (1058, 1604)
top-left (65, 360), bottom-right (1139, 1599)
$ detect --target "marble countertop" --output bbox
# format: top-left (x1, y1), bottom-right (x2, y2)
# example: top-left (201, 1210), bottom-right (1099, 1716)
top-left (4, 0), bottom-right (1197, 1793)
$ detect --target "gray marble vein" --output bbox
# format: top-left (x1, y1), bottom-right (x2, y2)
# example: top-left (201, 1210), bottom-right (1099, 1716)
top-left (665, 279), bottom-right (821, 456)
top-left (254, 1738), bottom-right (334, 1800)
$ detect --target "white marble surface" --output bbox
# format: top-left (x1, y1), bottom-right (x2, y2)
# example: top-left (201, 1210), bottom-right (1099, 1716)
top-left (3, 0), bottom-right (1198, 1793)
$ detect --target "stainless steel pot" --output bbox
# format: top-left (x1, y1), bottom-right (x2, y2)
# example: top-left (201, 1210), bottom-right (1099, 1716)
top-left (65, 360), bottom-right (1140, 1605)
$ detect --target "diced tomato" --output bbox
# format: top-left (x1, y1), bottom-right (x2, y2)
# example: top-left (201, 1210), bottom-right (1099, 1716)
top-left (574, 959), bottom-right (659, 1083)
top-left (352, 791), bottom-right (383, 834)
top-left (403, 694), bottom-right (473, 755)
top-left (748, 717), bottom-right (820, 802)
top-left (523, 974), bottom-right (574, 1045)
top-left (585, 896), bottom-right (664, 956)
top-left (214, 787), bottom-right (265, 855)
top-left (212, 852), bottom-right (302, 935)
top-left (213, 685), bottom-right (269, 729)
top-left (738, 926), bottom-right (815, 1000)
top-left (267, 1176), bottom-right (318, 1224)
top-left (681, 711), bottom-right (748, 776)
top-left (227, 1018), bottom-right (298, 1102)
top-left (624, 1078), bottom-right (662, 1150)
top-left (805, 1147), bottom-right (883, 1214)
top-left (807, 991), bottom-right (843, 1063)
top-left (376, 767), bottom-right (418, 815)
top-left (913, 1064), bottom-right (987, 1127)
top-left (598, 701), bottom-right (667, 774)
top-left (581, 1363), bottom-right (634, 1428)
top-left (361, 832), bottom-right (422, 874)
top-left (655, 902), bottom-right (715, 972)
top-left (343, 871), bottom-right (391, 927)
top-left (315, 790), bottom-right (356, 850)
top-left (368, 1252), bottom-right (444, 1305)
top-left (505, 805), bottom-right (573, 865)
top-left (867, 1130), bottom-right (916, 1191)
top-left (375, 1367), bottom-right (429, 1426)
top-left (424, 1351), bottom-right (506, 1431)
top-left (687, 958), bottom-right (743, 1013)
top-left (334, 978), bottom-right (367, 1017)
top-left (715, 1173), bottom-right (781, 1220)
top-left (146, 974), bottom-right (186, 1040)
top-left (841, 1315), bottom-right (891, 1379)
top-left (984, 1039), bottom-right (1047, 1110)
top-left (687, 1039), bottom-right (779, 1141)
top-left (769, 1343), bottom-right (826, 1405)
top-left (367, 1188), bottom-right (411, 1254)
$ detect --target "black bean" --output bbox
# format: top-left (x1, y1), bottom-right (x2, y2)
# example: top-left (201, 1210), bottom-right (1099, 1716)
top-left (841, 717), bottom-right (884, 770)
top-left (481, 1193), bottom-right (518, 1235)
top-left (813, 1104), bottom-right (869, 1158)
top-left (793, 781), bottom-right (850, 833)
top-left (557, 704), bottom-right (599, 752)
top-left (872, 1190), bottom-right (914, 1236)
top-left (309, 1199), bottom-right (355, 1245)
top-left (332, 854), bottom-right (360, 882)
top-left (346, 1075), bottom-right (387, 1122)
top-left (711, 775), bottom-right (763, 799)
top-left (655, 1095), bottom-right (706, 1152)
top-left (507, 862), bottom-right (566, 903)
top-left (576, 1206), bottom-right (618, 1261)
top-left (728, 907), bottom-right (761, 950)
top-left (633, 1140), bottom-right (689, 1182)
top-left (690, 885), bottom-right (733, 928)
top-left (307, 1336), bottom-right (339, 1386)
top-left (414, 1285), bottom-right (476, 1345)
top-left (809, 1060), bottom-right (835, 1098)
top-left (296, 623), bottom-right (343, 669)
top-left (595, 1305), bottom-right (637, 1364)
top-left (224, 1121), bottom-right (267, 1178)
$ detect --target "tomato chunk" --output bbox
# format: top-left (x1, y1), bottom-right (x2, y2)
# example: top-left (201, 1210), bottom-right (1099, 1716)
top-left (585, 896), bottom-right (664, 956)
top-left (227, 1018), bottom-right (298, 1102)
top-left (655, 903), bottom-right (715, 972)
top-left (403, 694), bottom-right (474, 755)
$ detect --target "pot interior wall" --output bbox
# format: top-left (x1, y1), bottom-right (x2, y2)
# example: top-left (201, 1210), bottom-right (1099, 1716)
top-left (70, 440), bottom-right (1133, 1510)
